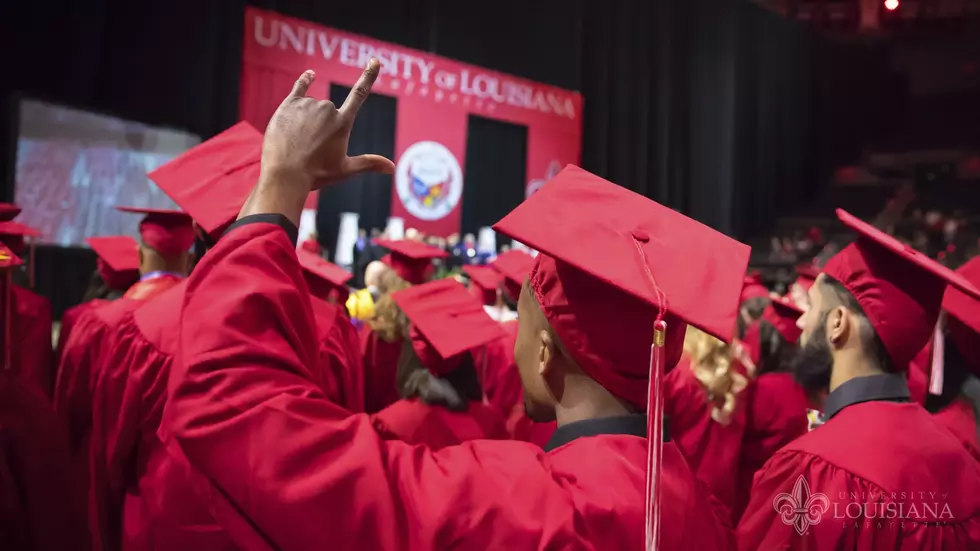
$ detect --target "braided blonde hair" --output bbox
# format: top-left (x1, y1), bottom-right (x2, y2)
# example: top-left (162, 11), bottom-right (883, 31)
top-left (684, 326), bottom-right (748, 425)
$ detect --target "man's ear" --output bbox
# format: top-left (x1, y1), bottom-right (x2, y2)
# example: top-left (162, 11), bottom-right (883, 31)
top-left (538, 329), bottom-right (566, 403)
top-left (537, 329), bottom-right (554, 377)
top-left (827, 306), bottom-right (851, 348)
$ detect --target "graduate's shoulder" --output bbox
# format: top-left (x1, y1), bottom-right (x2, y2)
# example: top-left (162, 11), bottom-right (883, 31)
top-left (77, 295), bottom-right (141, 333)
top-left (771, 402), bottom-right (980, 497)
top-left (11, 284), bottom-right (50, 318)
top-left (131, 282), bottom-right (187, 354)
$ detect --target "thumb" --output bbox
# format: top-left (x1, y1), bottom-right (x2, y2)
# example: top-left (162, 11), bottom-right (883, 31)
top-left (342, 154), bottom-right (396, 177)
top-left (285, 70), bottom-right (315, 101)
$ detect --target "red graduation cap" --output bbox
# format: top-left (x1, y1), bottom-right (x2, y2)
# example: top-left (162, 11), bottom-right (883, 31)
top-left (491, 249), bottom-right (536, 300)
top-left (116, 206), bottom-right (194, 256)
top-left (0, 221), bottom-right (41, 255)
top-left (0, 203), bottom-right (21, 222)
top-left (760, 295), bottom-right (805, 343)
top-left (391, 278), bottom-right (505, 376)
top-left (493, 164), bottom-right (750, 406)
top-left (823, 209), bottom-right (980, 370)
top-left (86, 236), bottom-right (141, 291)
top-left (147, 122), bottom-right (309, 239)
top-left (493, 165), bottom-right (750, 549)
top-left (462, 265), bottom-right (503, 306)
top-left (941, 257), bottom-right (980, 376)
top-left (794, 264), bottom-right (820, 292)
top-left (297, 248), bottom-right (353, 303)
top-left (740, 273), bottom-right (770, 303)
top-left (374, 239), bottom-right (448, 285)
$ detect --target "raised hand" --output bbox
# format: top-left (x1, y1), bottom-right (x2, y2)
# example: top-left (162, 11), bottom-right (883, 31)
top-left (261, 58), bottom-right (395, 190)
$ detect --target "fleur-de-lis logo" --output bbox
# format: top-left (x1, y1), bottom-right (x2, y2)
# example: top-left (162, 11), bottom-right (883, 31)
top-left (773, 475), bottom-right (830, 535)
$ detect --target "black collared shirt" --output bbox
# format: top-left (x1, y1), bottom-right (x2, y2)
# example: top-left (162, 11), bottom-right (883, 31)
top-left (543, 414), bottom-right (664, 452)
top-left (225, 214), bottom-right (299, 246)
top-left (823, 373), bottom-right (911, 421)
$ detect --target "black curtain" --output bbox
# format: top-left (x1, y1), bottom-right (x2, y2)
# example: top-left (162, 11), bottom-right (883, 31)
top-left (0, 0), bottom-right (244, 317)
top-left (318, 84), bottom-right (396, 262)
top-left (579, 0), bottom-right (817, 239)
top-left (461, 116), bottom-right (527, 237)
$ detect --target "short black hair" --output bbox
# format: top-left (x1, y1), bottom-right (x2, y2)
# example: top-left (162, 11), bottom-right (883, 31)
top-left (820, 276), bottom-right (896, 373)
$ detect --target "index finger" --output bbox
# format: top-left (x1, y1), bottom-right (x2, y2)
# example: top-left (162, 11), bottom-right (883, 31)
top-left (340, 58), bottom-right (381, 117)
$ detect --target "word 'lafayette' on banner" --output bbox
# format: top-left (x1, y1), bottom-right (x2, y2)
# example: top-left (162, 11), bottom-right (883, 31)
top-left (240, 7), bottom-right (582, 237)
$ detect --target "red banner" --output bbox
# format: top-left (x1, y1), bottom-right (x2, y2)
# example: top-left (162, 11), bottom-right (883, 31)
top-left (240, 8), bottom-right (583, 235)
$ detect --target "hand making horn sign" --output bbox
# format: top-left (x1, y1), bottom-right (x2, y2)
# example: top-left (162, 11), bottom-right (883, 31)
top-left (240, 58), bottom-right (395, 225)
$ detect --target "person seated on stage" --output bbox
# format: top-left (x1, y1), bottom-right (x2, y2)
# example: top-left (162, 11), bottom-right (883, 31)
top-left (361, 238), bottom-right (447, 413)
top-left (733, 295), bottom-right (814, 523)
top-left (57, 236), bottom-right (140, 360)
top-left (163, 64), bottom-right (748, 548)
top-left (372, 278), bottom-right (509, 449)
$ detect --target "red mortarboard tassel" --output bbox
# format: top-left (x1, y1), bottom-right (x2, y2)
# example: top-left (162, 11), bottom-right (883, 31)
top-left (632, 237), bottom-right (668, 551)
top-left (646, 318), bottom-right (667, 551)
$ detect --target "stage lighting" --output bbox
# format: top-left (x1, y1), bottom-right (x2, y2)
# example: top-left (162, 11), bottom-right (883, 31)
top-left (884, 0), bottom-right (899, 11)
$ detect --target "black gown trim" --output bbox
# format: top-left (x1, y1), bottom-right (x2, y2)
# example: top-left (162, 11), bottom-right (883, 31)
top-left (544, 414), bottom-right (665, 452)
top-left (225, 214), bottom-right (299, 246)
top-left (823, 373), bottom-right (910, 420)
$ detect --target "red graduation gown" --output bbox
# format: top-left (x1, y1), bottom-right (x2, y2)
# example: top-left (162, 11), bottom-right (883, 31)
top-left (164, 221), bottom-right (737, 551)
top-left (908, 343), bottom-right (980, 461)
top-left (11, 285), bottom-right (54, 397)
top-left (359, 325), bottom-right (402, 413)
top-left (310, 297), bottom-right (364, 413)
top-left (665, 353), bottom-right (747, 515)
top-left (507, 414), bottom-right (558, 448)
top-left (98, 278), bottom-right (366, 551)
top-left (933, 399), bottom-right (980, 461)
top-left (94, 282), bottom-right (243, 551)
top-left (372, 398), bottom-right (509, 449)
top-left (53, 276), bottom-right (182, 551)
top-left (738, 400), bottom-right (980, 550)
top-left (57, 299), bottom-right (107, 361)
top-left (734, 371), bottom-right (812, 523)
top-left (0, 369), bottom-right (90, 551)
